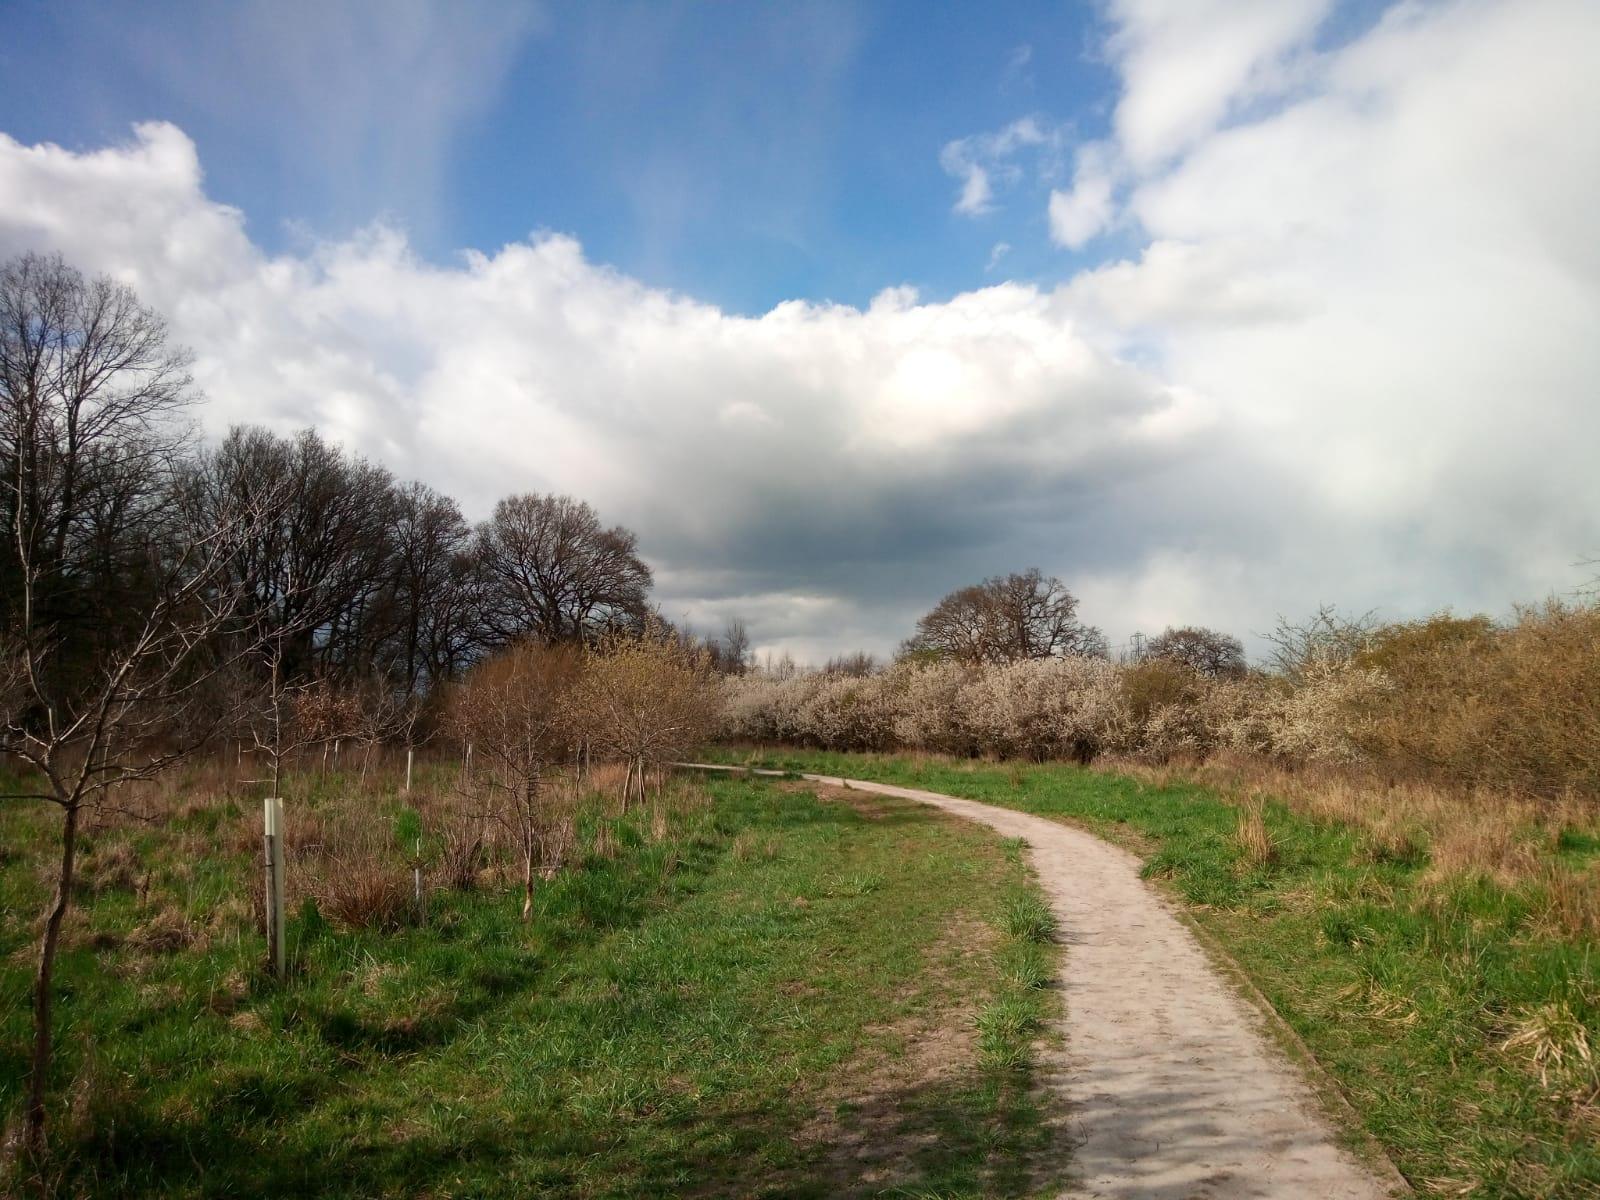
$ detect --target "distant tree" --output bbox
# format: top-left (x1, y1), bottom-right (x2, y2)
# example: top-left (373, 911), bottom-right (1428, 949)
top-left (709, 618), bottom-right (751, 676)
top-left (0, 252), bottom-right (193, 692)
top-left (822, 650), bottom-right (877, 677)
top-left (902, 569), bottom-right (1105, 664)
top-left (1141, 626), bottom-right (1248, 679)
top-left (383, 481), bottom-right (478, 691)
top-left (475, 493), bottom-right (652, 646)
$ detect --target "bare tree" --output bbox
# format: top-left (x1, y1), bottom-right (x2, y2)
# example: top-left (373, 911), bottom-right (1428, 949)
top-left (446, 642), bottom-right (584, 920)
top-left (704, 617), bottom-right (751, 676)
top-left (0, 473), bottom-right (288, 1159)
top-left (385, 480), bottom-right (477, 691)
top-left (902, 568), bottom-right (1106, 664)
top-left (1263, 605), bottom-right (1379, 680)
top-left (475, 493), bottom-right (652, 646)
top-left (189, 425), bottom-right (400, 682)
top-left (347, 674), bottom-right (413, 781)
top-left (577, 631), bottom-right (720, 810)
top-left (0, 254), bottom-right (193, 694)
top-left (1141, 626), bottom-right (1248, 679)
top-left (0, 253), bottom-right (283, 1158)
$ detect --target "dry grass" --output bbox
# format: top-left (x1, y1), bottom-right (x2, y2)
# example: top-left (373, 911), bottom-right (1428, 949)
top-left (1500, 1002), bottom-right (1595, 1090)
top-left (1234, 796), bottom-right (1277, 869)
top-left (1102, 752), bottom-right (1600, 939)
top-left (304, 857), bottom-right (416, 931)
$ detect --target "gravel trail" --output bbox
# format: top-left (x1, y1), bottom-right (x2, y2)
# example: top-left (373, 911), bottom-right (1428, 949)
top-left (688, 764), bottom-right (1408, 1199)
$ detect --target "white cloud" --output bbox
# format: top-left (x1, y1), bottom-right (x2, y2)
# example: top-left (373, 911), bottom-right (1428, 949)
top-left (1055, 0), bottom-right (1600, 634)
top-left (1106, 0), bottom-right (1333, 170)
top-left (1047, 143), bottom-right (1117, 248)
top-left (940, 116), bottom-right (1058, 216)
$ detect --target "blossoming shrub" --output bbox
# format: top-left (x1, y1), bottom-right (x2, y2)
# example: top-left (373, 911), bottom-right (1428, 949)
top-left (716, 600), bottom-right (1600, 798)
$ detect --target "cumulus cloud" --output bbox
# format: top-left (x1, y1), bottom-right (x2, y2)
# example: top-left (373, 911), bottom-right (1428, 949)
top-left (0, 121), bottom-right (1206, 662)
top-left (1055, 0), bottom-right (1600, 636)
top-left (3, 0), bottom-right (1598, 663)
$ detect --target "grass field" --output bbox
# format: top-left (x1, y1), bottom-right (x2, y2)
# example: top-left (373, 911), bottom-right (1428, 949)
top-left (1, 763), bottom-right (1061, 1198)
top-left (709, 748), bottom-right (1600, 1200)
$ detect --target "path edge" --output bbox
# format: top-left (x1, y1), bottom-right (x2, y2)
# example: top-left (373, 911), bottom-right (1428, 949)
top-left (1166, 907), bottom-right (1415, 1197)
top-left (678, 760), bottom-right (1415, 1196)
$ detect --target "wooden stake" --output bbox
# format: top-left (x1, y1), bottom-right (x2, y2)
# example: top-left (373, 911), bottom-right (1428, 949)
top-left (263, 796), bottom-right (286, 978)
top-left (405, 746), bottom-right (414, 793)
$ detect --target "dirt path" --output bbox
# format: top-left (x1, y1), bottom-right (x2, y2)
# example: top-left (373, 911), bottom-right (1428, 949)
top-left (688, 764), bottom-right (1407, 1199)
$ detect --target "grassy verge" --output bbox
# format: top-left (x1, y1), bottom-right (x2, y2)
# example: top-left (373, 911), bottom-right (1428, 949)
top-left (707, 748), bottom-right (1600, 1200)
top-left (1, 763), bottom-right (1061, 1198)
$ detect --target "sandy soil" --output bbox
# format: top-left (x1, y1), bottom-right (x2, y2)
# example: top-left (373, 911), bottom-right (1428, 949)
top-left (692, 764), bottom-right (1409, 1199)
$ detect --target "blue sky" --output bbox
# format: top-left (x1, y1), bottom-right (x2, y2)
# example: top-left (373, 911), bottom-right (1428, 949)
top-left (0, 0), bottom-right (1123, 313)
top-left (1, 0), bottom-right (1596, 661)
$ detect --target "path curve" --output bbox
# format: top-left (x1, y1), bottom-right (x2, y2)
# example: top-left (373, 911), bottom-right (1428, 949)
top-left (686, 764), bottom-right (1406, 1199)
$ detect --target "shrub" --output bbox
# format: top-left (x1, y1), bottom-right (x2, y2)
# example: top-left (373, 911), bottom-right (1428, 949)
top-left (714, 599), bottom-right (1600, 801)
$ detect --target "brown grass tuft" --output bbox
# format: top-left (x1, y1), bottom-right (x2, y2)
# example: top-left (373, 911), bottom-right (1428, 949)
top-left (1500, 1002), bottom-right (1596, 1089)
top-left (306, 859), bottom-right (414, 932)
top-left (127, 908), bottom-right (200, 955)
top-left (1234, 797), bottom-right (1277, 870)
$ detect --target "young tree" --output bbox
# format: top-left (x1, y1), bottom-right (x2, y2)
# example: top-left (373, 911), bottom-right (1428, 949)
top-left (446, 642), bottom-right (584, 920)
top-left (902, 568), bottom-right (1105, 664)
top-left (577, 631), bottom-right (720, 810)
top-left (0, 253), bottom-right (297, 1157)
top-left (0, 460), bottom-right (289, 1157)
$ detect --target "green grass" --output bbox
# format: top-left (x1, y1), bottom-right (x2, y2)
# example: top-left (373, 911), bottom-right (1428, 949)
top-left (708, 748), bottom-right (1600, 1200)
top-left (1, 768), bottom-right (1062, 1198)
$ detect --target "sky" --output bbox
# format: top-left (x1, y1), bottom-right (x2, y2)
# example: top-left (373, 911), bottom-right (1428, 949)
top-left (1, 0), bottom-right (1597, 663)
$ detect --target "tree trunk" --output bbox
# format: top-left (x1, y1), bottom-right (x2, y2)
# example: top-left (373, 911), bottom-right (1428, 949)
top-left (26, 798), bottom-right (81, 1158)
